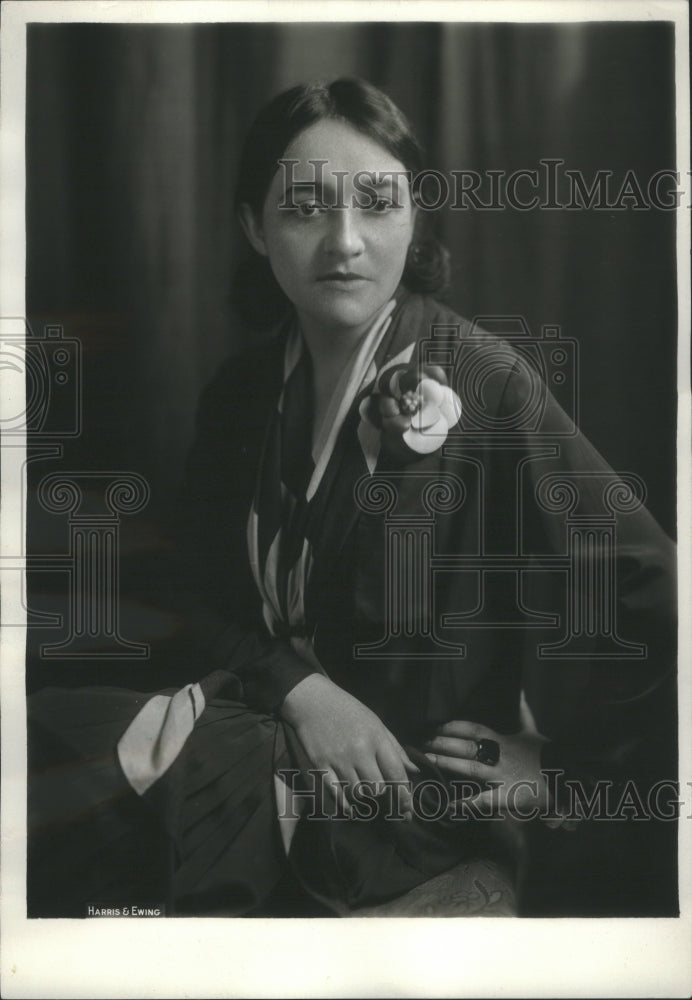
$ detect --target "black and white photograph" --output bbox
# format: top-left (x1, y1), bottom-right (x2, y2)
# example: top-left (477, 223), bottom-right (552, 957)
top-left (1, 1), bottom-right (690, 997)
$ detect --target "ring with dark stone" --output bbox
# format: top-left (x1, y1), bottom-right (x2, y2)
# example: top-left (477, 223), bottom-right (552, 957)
top-left (474, 738), bottom-right (501, 766)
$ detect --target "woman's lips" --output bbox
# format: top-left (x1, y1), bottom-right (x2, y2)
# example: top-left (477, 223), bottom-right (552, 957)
top-left (317, 273), bottom-right (370, 287)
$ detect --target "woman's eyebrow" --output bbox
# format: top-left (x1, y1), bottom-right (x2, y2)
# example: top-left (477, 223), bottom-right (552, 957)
top-left (282, 180), bottom-right (320, 198)
top-left (280, 178), bottom-right (347, 208)
top-left (279, 173), bottom-right (408, 209)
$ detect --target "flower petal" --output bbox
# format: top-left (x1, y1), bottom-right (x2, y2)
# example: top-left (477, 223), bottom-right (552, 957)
top-left (411, 402), bottom-right (441, 431)
top-left (421, 364), bottom-right (448, 386)
top-left (388, 369), bottom-right (404, 399)
top-left (378, 364), bottom-right (407, 398)
top-left (375, 343), bottom-right (417, 394)
top-left (359, 394), bottom-right (382, 428)
top-left (438, 386), bottom-right (462, 428)
top-left (382, 413), bottom-right (412, 433)
top-left (418, 378), bottom-right (444, 406)
top-left (378, 395), bottom-right (401, 418)
top-left (403, 416), bottom-right (449, 454)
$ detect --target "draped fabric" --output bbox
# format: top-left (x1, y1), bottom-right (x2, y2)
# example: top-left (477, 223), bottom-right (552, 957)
top-left (28, 672), bottom-right (516, 916)
top-left (246, 300), bottom-right (395, 647)
top-left (28, 678), bottom-right (292, 917)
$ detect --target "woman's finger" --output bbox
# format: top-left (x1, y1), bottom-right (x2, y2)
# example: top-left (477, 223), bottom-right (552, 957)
top-left (397, 745), bottom-right (421, 774)
top-left (353, 758), bottom-right (386, 791)
top-left (381, 729), bottom-right (421, 775)
top-left (424, 735), bottom-right (478, 760)
top-left (377, 742), bottom-right (411, 787)
top-left (423, 751), bottom-right (494, 782)
top-left (352, 753), bottom-right (412, 819)
top-left (320, 767), bottom-right (351, 817)
top-left (376, 743), bottom-right (414, 815)
top-left (436, 720), bottom-right (496, 742)
top-left (402, 756), bottom-right (421, 775)
top-left (336, 765), bottom-right (363, 807)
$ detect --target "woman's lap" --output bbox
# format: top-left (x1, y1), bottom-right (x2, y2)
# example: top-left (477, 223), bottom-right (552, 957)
top-left (27, 685), bottom-right (516, 917)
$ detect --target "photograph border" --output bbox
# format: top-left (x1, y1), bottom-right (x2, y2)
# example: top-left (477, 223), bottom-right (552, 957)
top-left (1, 2), bottom-right (690, 997)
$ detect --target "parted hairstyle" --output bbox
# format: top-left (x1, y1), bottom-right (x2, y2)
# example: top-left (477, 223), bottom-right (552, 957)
top-left (232, 77), bottom-right (450, 330)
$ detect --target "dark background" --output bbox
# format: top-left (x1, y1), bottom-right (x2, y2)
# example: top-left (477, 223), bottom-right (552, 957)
top-left (23, 19), bottom-right (680, 918)
top-left (26, 21), bottom-right (677, 528)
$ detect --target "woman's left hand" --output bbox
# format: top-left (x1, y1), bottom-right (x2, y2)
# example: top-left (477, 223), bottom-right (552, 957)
top-left (423, 719), bottom-right (550, 819)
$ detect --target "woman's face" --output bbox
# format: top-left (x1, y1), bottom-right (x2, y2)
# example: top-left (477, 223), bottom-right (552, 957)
top-left (241, 119), bottom-right (416, 342)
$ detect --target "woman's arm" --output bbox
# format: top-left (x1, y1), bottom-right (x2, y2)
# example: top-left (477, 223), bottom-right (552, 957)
top-left (428, 342), bottom-right (676, 817)
top-left (510, 356), bottom-right (677, 807)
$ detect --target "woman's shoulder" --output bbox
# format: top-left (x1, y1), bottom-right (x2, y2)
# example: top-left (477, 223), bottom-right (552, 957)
top-left (406, 294), bottom-right (516, 371)
top-left (407, 293), bottom-right (511, 367)
top-left (200, 330), bottom-right (286, 401)
top-left (403, 292), bottom-right (475, 341)
top-left (409, 294), bottom-right (541, 417)
top-left (191, 330), bottom-right (288, 439)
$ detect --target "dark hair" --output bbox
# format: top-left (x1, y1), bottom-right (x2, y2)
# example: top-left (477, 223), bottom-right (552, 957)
top-left (232, 78), bottom-right (450, 330)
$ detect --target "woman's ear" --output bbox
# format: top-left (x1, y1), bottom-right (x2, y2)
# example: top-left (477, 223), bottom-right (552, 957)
top-left (406, 203), bottom-right (420, 251)
top-left (408, 204), bottom-right (419, 245)
top-left (238, 203), bottom-right (268, 257)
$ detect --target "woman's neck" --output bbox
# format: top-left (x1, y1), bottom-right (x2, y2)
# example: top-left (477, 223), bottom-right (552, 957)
top-left (298, 319), bottom-right (368, 444)
top-left (299, 318), bottom-right (368, 372)
top-left (297, 300), bottom-right (397, 449)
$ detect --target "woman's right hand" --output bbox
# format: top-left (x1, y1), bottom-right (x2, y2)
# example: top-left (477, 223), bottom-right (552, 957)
top-left (279, 673), bottom-right (418, 817)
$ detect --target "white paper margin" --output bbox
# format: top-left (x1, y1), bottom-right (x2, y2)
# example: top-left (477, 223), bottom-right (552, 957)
top-left (1, 2), bottom-right (690, 997)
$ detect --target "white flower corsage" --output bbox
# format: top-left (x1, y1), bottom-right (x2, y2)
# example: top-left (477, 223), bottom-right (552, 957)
top-left (359, 362), bottom-right (462, 463)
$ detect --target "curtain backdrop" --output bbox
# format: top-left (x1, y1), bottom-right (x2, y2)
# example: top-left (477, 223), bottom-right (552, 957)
top-left (26, 21), bottom-right (677, 533)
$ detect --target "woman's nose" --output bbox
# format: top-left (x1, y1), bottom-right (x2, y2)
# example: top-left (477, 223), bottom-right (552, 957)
top-left (323, 208), bottom-right (365, 257)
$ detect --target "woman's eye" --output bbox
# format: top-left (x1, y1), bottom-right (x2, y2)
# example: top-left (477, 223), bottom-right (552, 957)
top-left (295, 202), bottom-right (326, 218)
top-left (371, 197), bottom-right (396, 213)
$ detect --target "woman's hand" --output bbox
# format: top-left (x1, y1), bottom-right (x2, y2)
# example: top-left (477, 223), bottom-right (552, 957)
top-left (423, 711), bottom-right (550, 820)
top-left (279, 673), bottom-right (418, 817)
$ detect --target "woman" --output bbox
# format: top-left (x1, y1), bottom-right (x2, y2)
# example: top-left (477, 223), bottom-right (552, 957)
top-left (28, 79), bottom-right (677, 917)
